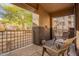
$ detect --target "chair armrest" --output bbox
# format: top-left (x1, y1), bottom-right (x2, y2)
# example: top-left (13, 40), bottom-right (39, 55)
top-left (42, 40), bottom-right (46, 45)
top-left (43, 45), bottom-right (59, 54)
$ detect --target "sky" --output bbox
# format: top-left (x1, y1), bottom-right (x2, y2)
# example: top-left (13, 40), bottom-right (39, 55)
top-left (0, 3), bottom-right (12, 18)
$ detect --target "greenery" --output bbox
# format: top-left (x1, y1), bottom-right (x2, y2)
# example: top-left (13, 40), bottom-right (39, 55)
top-left (0, 4), bottom-right (32, 30)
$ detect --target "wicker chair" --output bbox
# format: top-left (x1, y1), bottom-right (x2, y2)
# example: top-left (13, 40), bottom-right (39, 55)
top-left (42, 37), bottom-right (76, 56)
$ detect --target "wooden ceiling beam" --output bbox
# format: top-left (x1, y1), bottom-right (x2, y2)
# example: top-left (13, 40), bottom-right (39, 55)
top-left (13, 3), bottom-right (37, 13)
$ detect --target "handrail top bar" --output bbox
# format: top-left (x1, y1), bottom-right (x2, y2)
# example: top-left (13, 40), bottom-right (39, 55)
top-left (0, 30), bottom-right (32, 32)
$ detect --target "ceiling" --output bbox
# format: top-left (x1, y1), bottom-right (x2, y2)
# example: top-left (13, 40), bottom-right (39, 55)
top-left (14, 3), bottom-right (74, 13)
top-left (40, 3), bottom-right (74, 13)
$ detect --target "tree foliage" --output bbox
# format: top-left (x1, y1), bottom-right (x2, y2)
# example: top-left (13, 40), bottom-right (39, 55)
top-left (0, 4), bottom-right (32, 30)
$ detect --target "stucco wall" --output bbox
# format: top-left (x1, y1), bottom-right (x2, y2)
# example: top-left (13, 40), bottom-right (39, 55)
top-left (38, 6), bottom-right (50, 28)
top-left (37, 6), bottom-right (50, 43)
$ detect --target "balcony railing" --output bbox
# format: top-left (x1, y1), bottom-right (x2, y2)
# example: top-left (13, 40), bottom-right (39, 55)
top-left (0, 30), bottom-right (32, 54)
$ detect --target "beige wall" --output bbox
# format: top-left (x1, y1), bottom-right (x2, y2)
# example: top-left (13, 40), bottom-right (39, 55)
top-left (37, 6), bottom-right (50, 41)
top-left (38, 6), bottom-right (50, 28)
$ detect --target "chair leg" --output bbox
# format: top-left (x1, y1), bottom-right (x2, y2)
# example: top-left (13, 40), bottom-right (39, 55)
top-left (42, 47), bottom-right (46, 56)
top-left (62, 53), bottom-right (64, 56)
top-left (67, 48), bottom-right (70, 56)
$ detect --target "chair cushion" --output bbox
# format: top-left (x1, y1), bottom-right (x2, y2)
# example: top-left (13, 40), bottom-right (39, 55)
top-left (44, 39), bottom-right (64, 50)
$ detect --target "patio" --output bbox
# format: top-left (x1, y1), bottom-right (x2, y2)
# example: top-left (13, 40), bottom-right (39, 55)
top-left (0, 44), bottom-right (76, 56)
top-left (0, 3), bottom-right (79, 56)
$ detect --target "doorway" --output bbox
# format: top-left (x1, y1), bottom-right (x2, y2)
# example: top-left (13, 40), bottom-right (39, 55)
top-left (52, 15), bottom-right (75, 39)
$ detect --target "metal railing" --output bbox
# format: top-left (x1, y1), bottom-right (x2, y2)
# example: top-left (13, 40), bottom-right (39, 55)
top-left (0, 30), bottom-right (32, 54)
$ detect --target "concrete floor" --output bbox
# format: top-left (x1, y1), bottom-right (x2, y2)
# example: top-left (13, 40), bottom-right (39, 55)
top-left (1, 44), bottom-right (76, 56)
top-left (1, 44), bottom-right (48, 56)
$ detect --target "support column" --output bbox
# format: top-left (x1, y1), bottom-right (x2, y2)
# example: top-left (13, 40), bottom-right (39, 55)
top-left (74, 3), bottom-right (79, 56)
top-left (50, 15), bottom-right (52, 39)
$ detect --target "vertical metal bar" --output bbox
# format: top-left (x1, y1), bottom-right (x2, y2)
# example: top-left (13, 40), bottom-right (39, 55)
top-left (10, 31), bottom-right (11, 51)
top-left (7, 31), bottom-right (8, 51)
top-left (22, 31), bottom-right (24, 46)
top-left (25, 30), bottom-right (26, 46)
top-left (2, 32), bottom-right (3, 53)
top-left (12, 31), bottom-right (15, 49)
top-left (22, 30), bottom-right (23, 47)
top-left (24, 30), bottom-right (26, 46)
top-left (22, 31), bottom-right (23, 47)
top-left (26, 30), bottom-right (27, 46)
top-left (14, 31), bottom-right (16, 49)
top-left (14, 31), bottom-right (17, 48)
top-left (17, 31), bottom-right (18, 48)
top-left (6, 31), bottom-right (8, 52)
top-left (20, 31), bottom-right (21, 48)
top-left (27, 30), bottom-right (28, 45)
top-left (11, 31), bottom-right (13, 51)
top-left (0, 32), bottom-right (1, 53)
top-left (26, 30), bottom-right (28, 45)
top-left (24, 30), bottom-right (25, 46)
top-left (10, 31), bottom-right (12, 50)
top-left (10, 31), bottom-right (13, 50)
top-left (24, 31), bottom-right (25, 46)
top-left (21, 31), bottom-right (22, 47)
top-left (7, 31), bottom-right (10, 51)
top-left (18, 31), bottom-right (20, 48)
top-left (23, 30), bottom-right (24, 47)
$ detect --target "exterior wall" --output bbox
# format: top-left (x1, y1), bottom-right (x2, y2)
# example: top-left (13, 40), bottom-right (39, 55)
top-left (38, 6), bottom-right (50, 28)
top-left (38, 6), bottom-right (50, 41)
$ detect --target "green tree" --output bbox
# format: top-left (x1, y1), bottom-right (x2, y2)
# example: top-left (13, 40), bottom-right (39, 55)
top-left (0, 4), bottom-right (32, 30)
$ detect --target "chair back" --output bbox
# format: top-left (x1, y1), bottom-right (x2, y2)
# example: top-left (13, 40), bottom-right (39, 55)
top-left (63, 37), bottom-right (76, 48)
top-left (58, 37), bottom-right (76, 56)
top-left (62, 32), bottom-right (69, 40)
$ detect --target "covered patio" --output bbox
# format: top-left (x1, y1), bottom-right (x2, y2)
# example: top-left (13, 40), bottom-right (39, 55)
top-left (0, 3), bottom-right (79, 56)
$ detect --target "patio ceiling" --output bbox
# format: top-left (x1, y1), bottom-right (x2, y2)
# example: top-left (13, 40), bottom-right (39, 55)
top-left (40, 3), bottom-right (74, 13)
top-left (14, 3), bottom-right (74, 13)
top-left (26, 3), bottom-right (74, 13)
